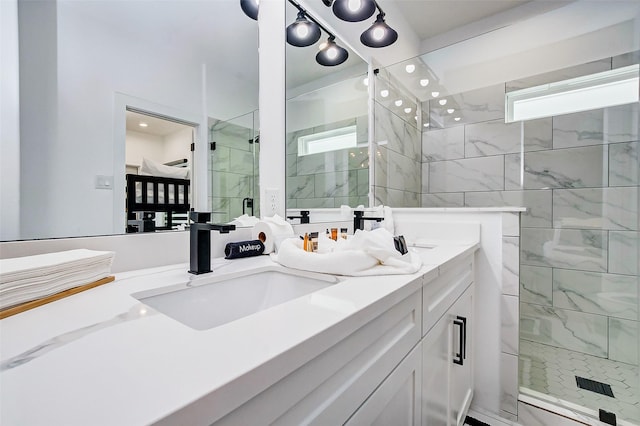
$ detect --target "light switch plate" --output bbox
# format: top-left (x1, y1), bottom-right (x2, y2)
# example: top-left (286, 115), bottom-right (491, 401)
top-left (95, 175), bottom-right (114, 190)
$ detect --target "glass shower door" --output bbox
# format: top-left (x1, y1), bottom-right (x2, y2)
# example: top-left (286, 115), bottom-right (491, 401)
top-left (208, 110), bottom-right (259, 223)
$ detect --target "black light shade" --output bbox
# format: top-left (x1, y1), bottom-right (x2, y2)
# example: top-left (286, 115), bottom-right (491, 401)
top-left (360, 14), bottom-right (398, 48)
top-left (240, 0), bottom-right (259, 20)
top-left (316, 37), bottom-right (348, 66)
top-left (332, 0), bottom-right (376, 22)
top-left (286, 11), bottom-right (322, 47)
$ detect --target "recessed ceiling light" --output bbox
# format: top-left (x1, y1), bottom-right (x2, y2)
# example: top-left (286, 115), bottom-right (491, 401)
top-left (439, 99), bottom-right (447, 106)
top-left (405, 64), bottom-right (415, 73)
top-left (404, 107), bottom-right (412, 113)
top-left (454, 117), bottom-right (461, 121)
top-left (380, 89), bottom-right (389, 98)
top-left (447, 108), bottom-right (455, 114)
top-left (420, 79), bottom-right (429, 87)
top-left (431, 91), bottom-right (440, 98)
top-left (139, 122), bottom-right (148, 128)
top-left (414, 116), bottom-right (418, 121)
top-left (395, 99), bottom-right (403, 107)
top-left (363, 77), bottom-right (369, 86)
top-left (423, 123), bottom-right (430, 128)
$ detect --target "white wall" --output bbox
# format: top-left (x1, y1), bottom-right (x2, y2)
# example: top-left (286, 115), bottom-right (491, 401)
top-left (163, 127), bottom-right (192, 165)
top-left (0, 0), bottom-right (21, 241)
top-left (125, 131), bottom-right (165, 167)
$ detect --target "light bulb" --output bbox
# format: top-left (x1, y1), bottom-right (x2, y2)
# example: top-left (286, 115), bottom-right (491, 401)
top-left (372, 27), bottom-right (385, 40)
top-left (438, 99), bottom-right (447, 106)
top-left (447, 108), bottom-right (455, 114)
top-left (348, 0), bottom-right (362, 12)
top-left (431, 91), bottom-right (439, 97)
top-left (296, 25), bottom-right (309, 38)
top-left (380, 89), bottom-right (389, 98)
top-left (404, 107), bottom-right (412, 113)
top-left (327, 46), bottom-right (338, 59)
top-left (405, 64), bottom-right (415, 73)
top-left (420, 79), bottom-right (429, 87)
top-left (394, 99), bottom-right (403, 107)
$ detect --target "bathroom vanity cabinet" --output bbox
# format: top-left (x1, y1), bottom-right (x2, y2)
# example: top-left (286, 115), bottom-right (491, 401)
top-left (0, 244), bottom-right (478, 426)
top-left (213, 254), bottom-right (475, 426)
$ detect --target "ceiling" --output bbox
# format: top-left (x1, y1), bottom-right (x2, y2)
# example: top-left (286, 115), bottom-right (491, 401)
top-left (392, 0), bottom-right (531, 41)
top-left (126, 111), bottom-right (193, 137)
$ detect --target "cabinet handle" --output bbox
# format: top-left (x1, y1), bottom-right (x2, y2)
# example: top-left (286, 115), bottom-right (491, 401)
top-left (457, 315), bottom-right (467, 361)
top-left (453, 318), bottom-right (464, 365)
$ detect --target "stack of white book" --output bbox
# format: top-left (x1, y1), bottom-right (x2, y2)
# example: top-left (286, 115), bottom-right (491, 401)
top-left (0, 249), bottom-right (115, 310)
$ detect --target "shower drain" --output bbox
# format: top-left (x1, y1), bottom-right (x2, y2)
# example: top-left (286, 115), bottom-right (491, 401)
top-left (575, 376), bottom-right (615, 397)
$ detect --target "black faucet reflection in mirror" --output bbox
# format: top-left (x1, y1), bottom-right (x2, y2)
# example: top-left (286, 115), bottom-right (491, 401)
top-left (189, 212), bottom-right (236, 275)
top-left (287, 210), bottom-right (310, 224)
top-left (353, 210), bottom-right (383, 231)
top-left (242, 198), bottom-right (254, 216)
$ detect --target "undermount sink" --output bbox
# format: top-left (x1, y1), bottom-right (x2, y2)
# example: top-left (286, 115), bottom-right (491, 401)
top-left (132, 266), bottom-right (338, 330)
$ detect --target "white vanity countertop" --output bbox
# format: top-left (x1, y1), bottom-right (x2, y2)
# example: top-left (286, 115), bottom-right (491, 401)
top-left (0, 241), bottom-right (477, 425)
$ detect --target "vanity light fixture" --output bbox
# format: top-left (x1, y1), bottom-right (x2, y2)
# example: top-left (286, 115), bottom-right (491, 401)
top-left (286, 0), bottom-right (349, 67)
top-left (420, 79), bottom-right (429, 87)
top-left (286, 11), bottom-right (321, 47)
top-left (438, 99), bottom-right (447, 106)
top-left (405, 64), bottom-right (415, 73)
top-left (331, 0), bottom-right (376, 22)
top-left (316, 36), bottom-right (349, 67)
top-left (394, 99), bottom-right (403, 107)
top-left (240, 0), bottom-right (259, 20)
top-left (431, 91), bottom-right (440, 98)
top-left (447, 108), bottom-right (455, 114)
top-left (323, 0), bottom-right (398, 48)
top-left (380, 89), bottom-right (389, 97)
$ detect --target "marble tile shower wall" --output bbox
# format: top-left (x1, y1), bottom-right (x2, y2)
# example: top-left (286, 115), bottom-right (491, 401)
top-left (209, 120), bottom-right (259, 222)
top-left (373, 72), bottom-right (422, 207)
top-left (421, 56), bottom-right (640, 366)
top-left (286, 116), bottom-right (369, 209)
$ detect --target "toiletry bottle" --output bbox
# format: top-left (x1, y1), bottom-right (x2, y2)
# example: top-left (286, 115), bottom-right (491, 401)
top-left (303, 233), bottom-right (310, 252)
top-left (341, 228), bottom-right (348, 239)
top-left (331, 228), bottom-right (338, 241)
top-left (310, 232), bottom-right (318, 252)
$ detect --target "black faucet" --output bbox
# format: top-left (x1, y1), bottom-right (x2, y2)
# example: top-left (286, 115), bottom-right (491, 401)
top-left (353, 210), bottom-right (383, 231)
top-left (286, 210), bottom-right (310, 224)
top-left (188, 211), bottom-right (235, 274)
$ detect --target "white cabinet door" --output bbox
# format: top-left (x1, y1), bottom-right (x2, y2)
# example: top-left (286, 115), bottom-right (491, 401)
top-left (346, 342), bottom-right (422, 426)
top-left (449, 285), bottom-right (474, 426)
top-left (421, 309), bottom-right (451, 426)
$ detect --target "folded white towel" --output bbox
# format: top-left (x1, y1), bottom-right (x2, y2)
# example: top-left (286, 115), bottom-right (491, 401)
top-left (228, 214), bottom-right (260, 227)
top-left (272, 228), bottom-right (422, 276)
top-left (0, 249), bottom-right (115, 310)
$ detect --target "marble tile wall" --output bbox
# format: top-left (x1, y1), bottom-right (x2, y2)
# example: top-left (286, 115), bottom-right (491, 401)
top-left (209, 119), bottom-right (259, 222)
top-left (286, 116), bottom-right (369, 209)
top-left (373, 74), bottom-right (422, 207)
top-left (420, 54), bottom-right (640, 374)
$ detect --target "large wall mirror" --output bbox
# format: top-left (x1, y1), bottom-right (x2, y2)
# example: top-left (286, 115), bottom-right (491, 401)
top-left (285, 1), bottom-right (369, 212)
top-left (3, 0), bottom-right (258, 241)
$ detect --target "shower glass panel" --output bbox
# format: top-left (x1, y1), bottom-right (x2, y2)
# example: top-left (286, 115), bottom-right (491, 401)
top-left (379, 1), bottom-right (638, 423)
top-left (208, 110), bottom-right (260, 223)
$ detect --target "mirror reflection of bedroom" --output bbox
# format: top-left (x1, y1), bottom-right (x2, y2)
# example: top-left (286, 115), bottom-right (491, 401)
top-left (125, 110), bottom-right (194, 233)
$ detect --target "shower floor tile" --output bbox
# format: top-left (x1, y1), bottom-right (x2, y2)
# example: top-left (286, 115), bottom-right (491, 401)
top-left (519, 340), bottom-right (639, 424)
